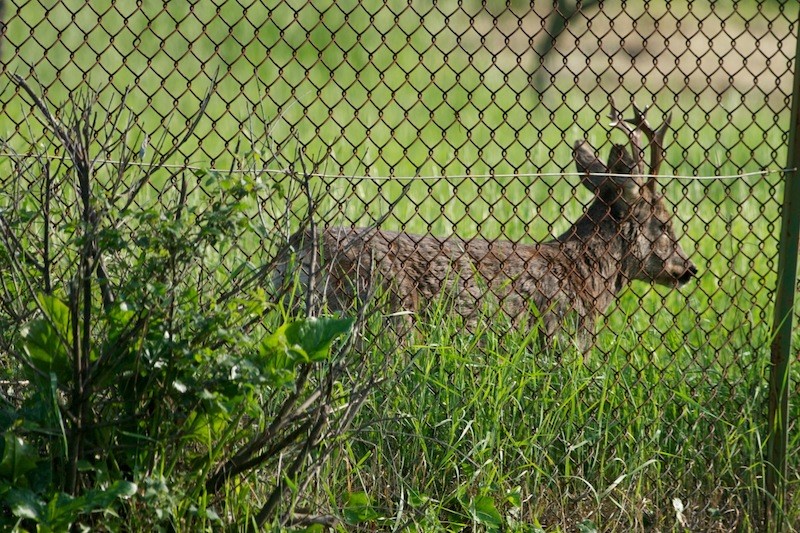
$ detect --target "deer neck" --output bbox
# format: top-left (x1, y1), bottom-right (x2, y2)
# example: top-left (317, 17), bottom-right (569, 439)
top-left (552, 201), bottom-right (631, 313)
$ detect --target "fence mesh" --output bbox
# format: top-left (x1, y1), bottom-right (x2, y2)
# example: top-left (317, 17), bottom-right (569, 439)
top-left (1, 0), bottom-right (798, 529)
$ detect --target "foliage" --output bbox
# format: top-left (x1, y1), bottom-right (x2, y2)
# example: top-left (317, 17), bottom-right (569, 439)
top-left (0, 74), bottom-right (794, 530)
top-left (0, 79), bottom-right (361, 530)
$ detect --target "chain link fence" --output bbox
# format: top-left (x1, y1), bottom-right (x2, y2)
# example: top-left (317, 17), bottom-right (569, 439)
top-left (1, 0), bottom-right (799, 529)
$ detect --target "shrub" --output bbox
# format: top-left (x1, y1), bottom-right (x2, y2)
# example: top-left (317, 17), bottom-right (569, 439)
top-left (0, 75), bottom-right (371, 530)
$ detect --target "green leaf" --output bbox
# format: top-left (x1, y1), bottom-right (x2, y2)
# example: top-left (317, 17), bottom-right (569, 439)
top-left (505, 486), bottom-right (521, 508)
top-left (578, 519), bottom-right (599, 533)
top-left (472, 495), bottom-right (502, 527)
top-left (343, 491), bottom-right (379, 525)
top-left (108, 480), bottom-right (137, 499)
top-left (273, 317), bottom-right (353, 359)
top-left (43, 492), bottom-right (83, 528)
top-left (205, 507), bottom-right (221, 522)
top-left (39, 294), bottom-right (71, 337)
top-left (76, 460), bottom-right (94, 472)
top-left (408, 488), bottom-right (428, 508)
top-left (19, 294), bottom-right (73, 383)
top-left (182, 408), bottom-right (230, 443)
top-left (0, 433), bottom-right (38, 483)
top-left (261, 317), bottom-right (353, 378)
top-left (18, 481), bottom-right (141, 529)
top-left (6, 488), bottom-right (43, 521)
top-left (82, 480), bottom-right (138, 510)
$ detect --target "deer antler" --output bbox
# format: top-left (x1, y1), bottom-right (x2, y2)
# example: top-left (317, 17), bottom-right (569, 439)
top-left (607, 96), bottom-right (645, 176)
top-left (627, 103), bottom-right (672, 176)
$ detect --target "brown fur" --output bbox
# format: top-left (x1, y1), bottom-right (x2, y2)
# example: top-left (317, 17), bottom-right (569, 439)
top-left (276, 112), bottom-right (697, 345)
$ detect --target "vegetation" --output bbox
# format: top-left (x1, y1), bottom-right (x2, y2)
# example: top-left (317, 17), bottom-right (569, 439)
top-left (0, 0), bottom-right (797, 530)
top-left (0, 77), bottom-right (374, 530)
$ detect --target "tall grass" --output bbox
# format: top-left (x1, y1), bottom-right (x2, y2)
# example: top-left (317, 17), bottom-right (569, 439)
top-left (1, 0), bottom-right (797, 529)
top-left (317, 278), bottom-right (778, 530)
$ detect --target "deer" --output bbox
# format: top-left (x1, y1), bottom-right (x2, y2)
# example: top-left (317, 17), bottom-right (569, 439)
top-left (276, 98), bottom-right (697, 348)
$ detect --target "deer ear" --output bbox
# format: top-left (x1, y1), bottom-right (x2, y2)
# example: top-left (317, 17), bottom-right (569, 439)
top-left (573, 140), bottom-right (641, 202)
top-left (607, 144), bottom-right (643, 201)
top-left (573, 139), bottom-right (610, 194)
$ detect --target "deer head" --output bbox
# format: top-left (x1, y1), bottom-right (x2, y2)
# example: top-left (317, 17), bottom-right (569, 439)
top-left (572, 98), bottom-right (697, 288)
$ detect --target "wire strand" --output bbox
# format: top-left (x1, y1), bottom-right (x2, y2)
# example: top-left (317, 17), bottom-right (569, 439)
top-left (0, 151), bottom-right (791, 181)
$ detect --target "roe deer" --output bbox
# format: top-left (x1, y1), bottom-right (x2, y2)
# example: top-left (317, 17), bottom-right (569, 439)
top-left (277, 99), bottom-right (697, 346)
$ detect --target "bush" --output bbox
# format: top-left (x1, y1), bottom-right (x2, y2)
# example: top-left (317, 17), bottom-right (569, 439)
top-left (0, 75), bottom-right (371, 530)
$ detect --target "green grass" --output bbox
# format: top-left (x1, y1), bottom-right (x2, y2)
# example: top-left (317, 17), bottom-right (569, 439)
top-left (311, 277), bottom-right (777, 530)
top-left (1, 0), bottom-right (798, 530)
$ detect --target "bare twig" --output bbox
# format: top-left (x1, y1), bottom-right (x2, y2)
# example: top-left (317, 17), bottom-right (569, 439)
top-left (298, 145), bottom-right (319, 317)
top-left (205, 362), bottom-right (313, 494)
top-left (0, 214), bottom-right (44, 272)
top-left (41, 159), bottom-right (52, 293)
top-left (119, 67), bottom-right (219, 214)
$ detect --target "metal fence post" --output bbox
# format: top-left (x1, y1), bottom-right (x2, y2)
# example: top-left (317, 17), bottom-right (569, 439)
top-left (766, 16), bottom-right (800, 531)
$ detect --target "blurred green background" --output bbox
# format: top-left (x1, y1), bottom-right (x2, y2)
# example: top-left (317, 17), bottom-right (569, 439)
top-left (1, 0), bottom-right (796, 177)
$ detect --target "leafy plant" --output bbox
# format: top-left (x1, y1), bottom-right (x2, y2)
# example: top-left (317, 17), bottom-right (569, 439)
top-left (0, 77), bottom-right (372, 530)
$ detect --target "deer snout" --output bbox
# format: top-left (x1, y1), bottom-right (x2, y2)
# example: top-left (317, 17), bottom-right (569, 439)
top-left (676, 261), bottom-right (698, 285)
